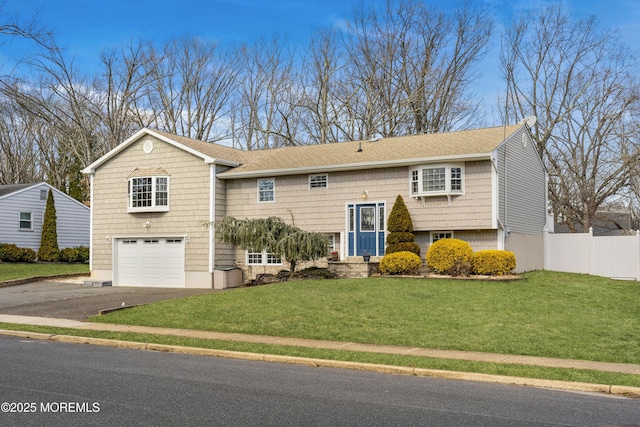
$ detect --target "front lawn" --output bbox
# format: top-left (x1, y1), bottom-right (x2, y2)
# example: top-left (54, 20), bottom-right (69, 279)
top-left (0, 263), bottom-right (89, 282)
top-left (93, 270), bottom-right (640, 365)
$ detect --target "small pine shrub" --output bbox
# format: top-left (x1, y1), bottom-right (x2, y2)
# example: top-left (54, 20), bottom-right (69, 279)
top-left (379, 251), bottom-right (422, 275)
top-left (473, 250), bottom-right (516, 275)
top-left (386, 195), bottom-right (420, 255)
top-left (387, 196), bottom-right (413, 233)
top-left (385, 242), bottom-right (421, 256)
top-left (426, 238), bottom-right (473, 275)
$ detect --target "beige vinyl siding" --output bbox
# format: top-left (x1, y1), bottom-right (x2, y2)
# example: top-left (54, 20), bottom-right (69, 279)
top-left (416, 230), bottom-right (497, 255)
top-left (91, 136), bottom-right (211, 272)
top-left (225, 161), bottom-right (494, 233)
top-left (214, 165), bottom-right (235, 266)
top-left (497, 127), bottom-right (547, 235)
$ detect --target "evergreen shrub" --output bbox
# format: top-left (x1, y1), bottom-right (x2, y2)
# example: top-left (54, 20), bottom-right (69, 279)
top-left (59, 246), bottom-right (90, 263)
top-left (386, 242), bottom-right (421, 256)
top-left (385, 195), bottom-right (420, 255)
top-left (472, 250), bottom-right (516, 275)
top-left (379, 251), bottom-right (422, 275)
top-left (38, 189), bottom-right (59, 262)
top-left (426, 238), bottom-right (473, 275)
top-left (0, 244), bottom-right (36, 263)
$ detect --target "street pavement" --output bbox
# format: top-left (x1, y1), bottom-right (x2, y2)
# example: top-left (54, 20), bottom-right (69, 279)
top-left (0, 276), bottom-right (639, 398)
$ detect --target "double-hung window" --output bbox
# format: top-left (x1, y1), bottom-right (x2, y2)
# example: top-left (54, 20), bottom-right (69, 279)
top-left (410, 164), bottom-right (464, 197)
top-left (19, 212), bottom-right (33, 231)
top-left (128, 176), bottom-right (169, 212)
top-left (258, 178), bottom-right (275, 202)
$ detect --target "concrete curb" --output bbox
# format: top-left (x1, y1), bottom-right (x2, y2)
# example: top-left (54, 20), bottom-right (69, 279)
top-left (2, 329), bottom-right (638, 399)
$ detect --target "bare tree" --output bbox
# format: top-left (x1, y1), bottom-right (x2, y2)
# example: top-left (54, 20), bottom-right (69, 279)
top-left (297, 29), bottom-right (345, 144)
top-left (500, 3), bottom-right (640, 231)
top-left (96, 40), bottom-right (158, 152)
top-left (340, 0), bottom-right (491, 139)
top-left (0, 3), bottom-right (54, 50)
top-left (233, 35), bottom-right (299, 149)
top-left (0, 97), bottom-right (42, 184)
top-left (143, 36), bottom-right (240, 142)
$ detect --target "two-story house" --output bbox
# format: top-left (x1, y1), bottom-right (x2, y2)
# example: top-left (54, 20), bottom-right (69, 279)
top-left (82, 124), bottom-right (547, 288)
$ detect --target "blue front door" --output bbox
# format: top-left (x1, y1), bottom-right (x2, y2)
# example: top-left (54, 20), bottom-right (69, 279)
top-left (356, 204), bottom-right (377, 256)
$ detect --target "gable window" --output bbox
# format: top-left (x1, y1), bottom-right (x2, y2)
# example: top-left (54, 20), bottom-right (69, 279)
top-left (247, 250), bottom-right (282, 265)
top-left (128, 176), bottom-right (169, 213)
top-left (19, 212), bottom-right (33, 231)
top-left (258, 178), bottom-right (275, 202)
top-left (309, 174), bottom-right (328, 189)
top-left (410, 164), bottom-right (464, 197)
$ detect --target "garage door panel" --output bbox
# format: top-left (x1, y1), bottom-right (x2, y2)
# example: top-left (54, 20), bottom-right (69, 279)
top-left (116, 238), bottom-right (185, 287)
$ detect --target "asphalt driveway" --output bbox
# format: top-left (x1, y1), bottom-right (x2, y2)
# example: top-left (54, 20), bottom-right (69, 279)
top-left (0, 277), bottom-right (219, 321)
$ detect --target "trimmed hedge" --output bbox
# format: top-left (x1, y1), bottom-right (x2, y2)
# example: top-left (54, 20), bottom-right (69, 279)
top-left (59, 246), bottom-right (90, 263)
top-left (0, 244), bottom-right (37, 263)
top-left (379, 251), bottom-right (423, 275)
top-left (426, 238), bottom-right (473, 275)
top-left (473, 250), bottom-right (516, 275)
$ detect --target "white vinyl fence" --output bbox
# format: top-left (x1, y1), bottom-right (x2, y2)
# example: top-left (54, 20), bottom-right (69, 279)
top-left (544, 229), bottom-right (640, 280)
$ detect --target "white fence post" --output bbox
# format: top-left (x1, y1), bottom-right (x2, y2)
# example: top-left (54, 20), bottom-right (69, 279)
top-left (636, 230), bottom-right (640, 282)
top-left (588, 227), bottom-right (594, 276)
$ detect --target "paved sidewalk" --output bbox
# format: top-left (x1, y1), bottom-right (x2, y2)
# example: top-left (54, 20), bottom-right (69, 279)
top-left (1, 314), bottom-right (639, 375)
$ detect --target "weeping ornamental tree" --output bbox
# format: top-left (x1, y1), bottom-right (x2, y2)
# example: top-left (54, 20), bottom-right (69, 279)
top-left (214, 216), bottom-right (329, 273)
top-left (38, 189), bottom-right (59, 262)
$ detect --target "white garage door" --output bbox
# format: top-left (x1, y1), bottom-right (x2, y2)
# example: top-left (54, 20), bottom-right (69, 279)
top-left (116, 238), bottom-right (185, 287)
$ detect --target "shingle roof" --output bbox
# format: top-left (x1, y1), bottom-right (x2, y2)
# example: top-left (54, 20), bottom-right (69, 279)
top-left (216, 125), bottom-right (521, 178)
top-left (0, 183), bottom-right (36, 198)
top-left (151, 129), bottom-right (250, 165)
top-left (84, 125), bottom-right (523, 177)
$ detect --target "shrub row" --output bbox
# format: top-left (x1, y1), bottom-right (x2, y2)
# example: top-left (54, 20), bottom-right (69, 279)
top-left (0, 244), bottom-right (37, 263)
top-left (0, 243), bottom-right (89, 263)
top-left (426, 239), bottom-right (516, 276)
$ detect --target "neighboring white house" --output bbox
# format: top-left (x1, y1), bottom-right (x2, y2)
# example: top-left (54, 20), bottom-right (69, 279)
top-left (0, 182), bottom-right (90, 251)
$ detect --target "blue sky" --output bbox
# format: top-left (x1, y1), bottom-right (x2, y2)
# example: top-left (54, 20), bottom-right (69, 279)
top-left (5, 0), bottom-right (639, 62)
top-left (3, 0), bottom-right (640, 119)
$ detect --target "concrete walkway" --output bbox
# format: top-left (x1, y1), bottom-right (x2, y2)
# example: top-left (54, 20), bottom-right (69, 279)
top-left (1, 314), bottom-right (639, 398)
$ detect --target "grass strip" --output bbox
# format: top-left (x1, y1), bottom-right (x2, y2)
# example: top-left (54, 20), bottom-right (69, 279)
top-left (0, 263), bottom-right (89, 282)
top-left (92, 271), bottom-right (640, 365)
top-left (1, 322), bottom-right (638, 388)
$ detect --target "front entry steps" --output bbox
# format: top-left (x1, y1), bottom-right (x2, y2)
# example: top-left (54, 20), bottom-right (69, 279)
top-left (328, 258), bottom-right (381, 279)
